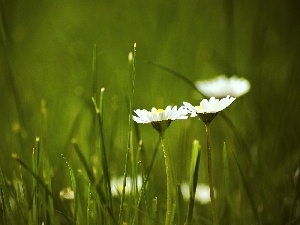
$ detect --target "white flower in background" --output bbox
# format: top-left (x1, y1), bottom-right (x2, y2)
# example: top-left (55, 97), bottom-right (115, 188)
top-left (59, 187), bottom-right (75, 200)
top-left (133, 106), bottom-right (188, 123)
top-left (195, 75), bottom-right (250, 98)
top-left (181, 183), bottom-right (216, 204)
top-left (111, 175), bottom-right (143, 197)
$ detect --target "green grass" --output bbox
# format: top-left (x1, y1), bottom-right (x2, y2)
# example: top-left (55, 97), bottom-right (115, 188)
top-left (1, 0), bottom-right (300, 224)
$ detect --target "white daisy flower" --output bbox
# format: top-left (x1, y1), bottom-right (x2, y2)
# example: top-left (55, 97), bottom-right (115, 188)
top-left (181, 182), bottom-right (216, 204)
top-left (133, 105), bottom-right (189, 133)
top-left (184, 95), bottom-right (235, 115)
top-left (132, 105), bottom-right (188, 124)
top-left (184, 96), bottom-right (235, 124)
top-left (195, 75), bottom-right (250, 98)
top-left (111, 175), bottom-right (143, 197)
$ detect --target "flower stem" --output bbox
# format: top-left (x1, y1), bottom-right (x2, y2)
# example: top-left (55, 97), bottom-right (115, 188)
top-left (205, 124), bottom-right (217, 224)
top-left (160, 135), bottom-right (173, 225)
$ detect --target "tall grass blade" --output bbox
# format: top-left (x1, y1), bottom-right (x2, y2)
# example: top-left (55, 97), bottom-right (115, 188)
top-left (61, 154), bottom-right (77, 224)
top-left (32, 137), bottom-right (40, 224)
top-left (119, 43), bottom-right (137, 223)
top-left (86, 182), bottom-right (92, 225)
top-left (43, 157), bottom-right (55, 225)
top-left (72, 139), bottom-right (95, 184)
top-left (177, 184), bottom-right (185, 225)
top-left (92, 92), bottom-right (113, 211)
top-left (185, 140), bottom-right (201, 225)
top-left (151, 197), bottom-right (159, 224)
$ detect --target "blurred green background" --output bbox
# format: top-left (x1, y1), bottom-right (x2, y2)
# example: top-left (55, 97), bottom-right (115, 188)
top-left (1, 0), bottom-right (300, 223)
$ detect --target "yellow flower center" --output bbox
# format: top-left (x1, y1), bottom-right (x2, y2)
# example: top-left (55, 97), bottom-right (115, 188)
top-left (195, 106), bottom-right (202, 111)
top-left (152, 108), bottom-right (164, 114)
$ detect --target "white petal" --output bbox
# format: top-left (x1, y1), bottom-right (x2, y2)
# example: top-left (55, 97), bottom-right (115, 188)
top-left (183, 102), bottom-right (198, 114)
top-left (134, 109), bottom-right (152, 123)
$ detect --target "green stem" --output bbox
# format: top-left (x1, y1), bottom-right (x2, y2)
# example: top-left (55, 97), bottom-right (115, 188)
top-left (205, 125), bottom-right (217, 224)
top-left (160, 135), bottom-right (173, 225)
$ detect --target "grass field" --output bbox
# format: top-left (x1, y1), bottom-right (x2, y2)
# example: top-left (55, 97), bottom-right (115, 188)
top-left (1, 0), bottom-right (300, 224)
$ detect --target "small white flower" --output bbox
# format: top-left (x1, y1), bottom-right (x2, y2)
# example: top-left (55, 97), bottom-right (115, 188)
top-left (111, 175), bottom-right (143, 197)
top-left (181, 183), bottom-right (216, 204)
top-left (59, 187), bottom-right (75, 200)
top-left (184, 95), bottom-right (236, 116)
top-left (195, 75), bottom-right (250, 98)
top-left (132, 105), bottom-right (188, 123)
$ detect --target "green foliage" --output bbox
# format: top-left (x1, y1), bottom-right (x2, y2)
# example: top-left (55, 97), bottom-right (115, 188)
top-left (1, 0), bottom-right (300, 224)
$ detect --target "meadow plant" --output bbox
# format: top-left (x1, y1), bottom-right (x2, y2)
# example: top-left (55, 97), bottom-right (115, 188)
top-left (2, 45), bottom-right (257, 225)
top-left (132, 105), bottom-right (189, 225)
top-left (183, 96), bottom-right (236, 224)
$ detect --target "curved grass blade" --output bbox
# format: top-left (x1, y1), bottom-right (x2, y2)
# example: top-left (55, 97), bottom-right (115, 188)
top-left (145, 60), bottom-right (203, 95)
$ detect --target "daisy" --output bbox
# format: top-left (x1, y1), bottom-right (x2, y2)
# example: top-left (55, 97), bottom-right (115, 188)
top-left (184, 96), bottom-right (235, 222)
top-left (183, 95), bottom-right (235, 124)
top-left (132, 105), bottom-right (188, 134)
top-left (195, 75), bottom-right (250, 98)
top-left (133, 105), bottom-right (188, 224)
top-left (181, 182), bottom-right (216, 205)
top-left (111, 175), bottom-right (142, 197)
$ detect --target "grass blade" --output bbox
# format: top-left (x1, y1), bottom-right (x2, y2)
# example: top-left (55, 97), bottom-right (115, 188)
top-left (92, 90), bottom-right (113, 211)
top-left (185, 140), bottom-right (201, 225)
top-left (176, 184), bottom-right (185, 225)
top-left (119, 43), bottom-right (137, 223)
top-left (32, 137), bottom-right (40, 224)
top-left (145, 60), bottom-right (202, 95)
top-left (72, 139), bottom-right (95, 184)
top-left (61, 154), bottom-right (77, 224)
